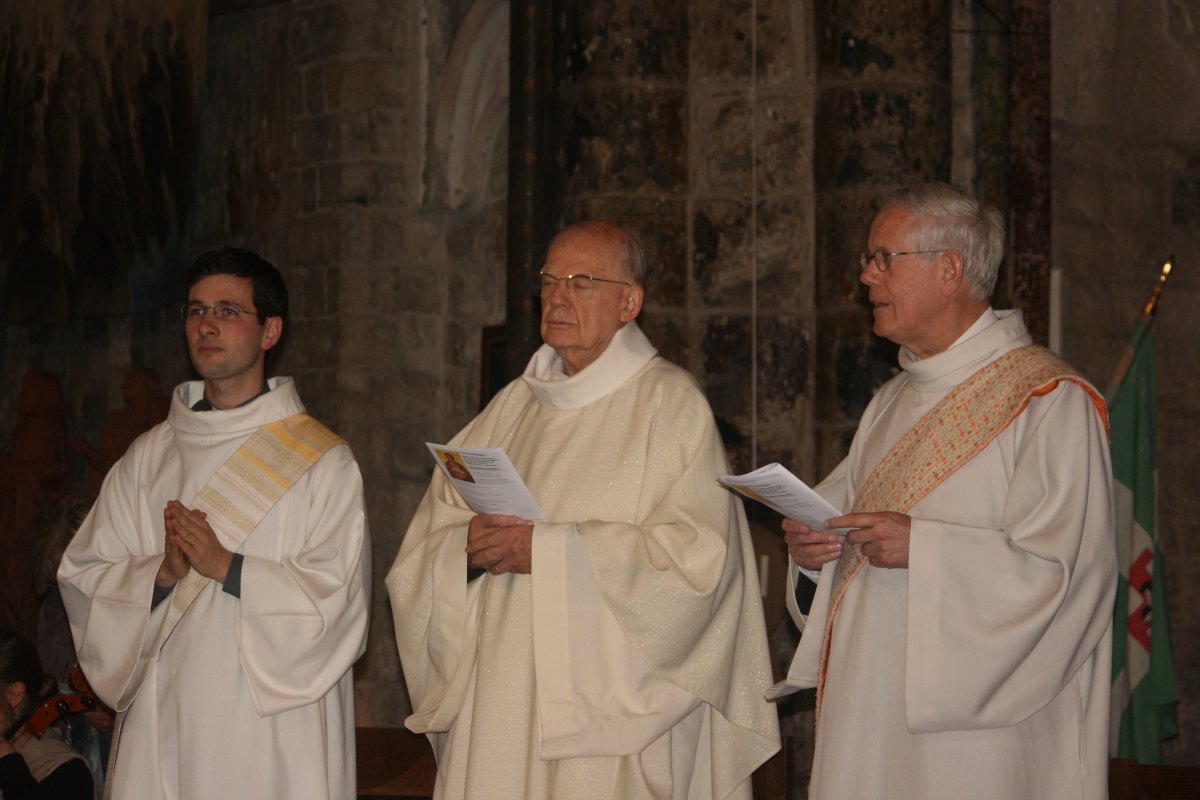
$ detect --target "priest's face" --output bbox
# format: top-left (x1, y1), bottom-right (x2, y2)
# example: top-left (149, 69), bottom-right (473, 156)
top-left (860, 206), bottom-right (954, 358)
top-left (185, 274), bottom-right (282, 403)
top-left (539, 227), bottom-right (644, 376)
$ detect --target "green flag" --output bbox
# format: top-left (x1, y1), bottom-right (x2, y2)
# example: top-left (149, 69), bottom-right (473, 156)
top-left (1109, 319), bottom-right (1178, 763)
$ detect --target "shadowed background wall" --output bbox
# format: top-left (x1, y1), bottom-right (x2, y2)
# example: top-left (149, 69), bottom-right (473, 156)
top-left (1, 0), bottom-right (1197, 787)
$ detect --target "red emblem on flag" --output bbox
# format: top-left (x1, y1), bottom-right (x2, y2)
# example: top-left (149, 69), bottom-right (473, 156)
top-left (1127, 548), bottom-right (1154, 651)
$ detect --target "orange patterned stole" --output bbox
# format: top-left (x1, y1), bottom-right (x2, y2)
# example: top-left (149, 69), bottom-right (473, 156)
top-left (813, 344), bottom-right (1106, 724)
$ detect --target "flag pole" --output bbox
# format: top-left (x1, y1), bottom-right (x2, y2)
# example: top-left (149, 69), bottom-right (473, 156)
top-left (1139, 257), bottom-right (1173, 323)
top-left (1106, 257), bottom-right (1173, 401)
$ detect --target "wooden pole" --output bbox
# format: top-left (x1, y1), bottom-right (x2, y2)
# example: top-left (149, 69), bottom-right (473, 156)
top-left (1106, 257), bottom-right (1173, 395)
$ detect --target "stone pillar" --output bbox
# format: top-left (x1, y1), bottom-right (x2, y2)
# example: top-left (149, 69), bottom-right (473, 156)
top-left (506, 0), bottom-right (556, 379)
top-left (555, 1), bottom-right (815, 474)
top-left (688, 0), bottom-right (816, 476)
top-left (813, 0), bottom-right (952, 476)
top-left (555, 0), bottom-right (689, 360)
top-left (1007, 0), bottom-right (1051, 344)
top-left (950, 0), bottom-right (1012, 273)
top-left (283, 0), bottom-right (428, 726)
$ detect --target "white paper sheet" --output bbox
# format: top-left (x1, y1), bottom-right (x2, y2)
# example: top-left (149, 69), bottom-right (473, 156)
top-left (426, 442), bottom-right (545, 519)
top-left (718, 463), bottom-right (850, 536)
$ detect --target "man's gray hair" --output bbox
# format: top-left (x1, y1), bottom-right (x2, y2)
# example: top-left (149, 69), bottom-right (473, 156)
top-left (877, 183), bottom-right (1005, 302)
top-left (553, 220), bottom-right (647, 284)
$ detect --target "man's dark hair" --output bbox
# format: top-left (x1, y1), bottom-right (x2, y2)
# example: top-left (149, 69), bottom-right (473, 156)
top-left (184, 248), bottom-right (288, 324)
top-left (0, 628), bottom-right (46, 717)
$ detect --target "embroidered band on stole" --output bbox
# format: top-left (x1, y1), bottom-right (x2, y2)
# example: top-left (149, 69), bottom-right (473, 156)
top-left (162, 412), bottom-right (344, 635)
top-left (814, 345), bottom-right (1107, 724)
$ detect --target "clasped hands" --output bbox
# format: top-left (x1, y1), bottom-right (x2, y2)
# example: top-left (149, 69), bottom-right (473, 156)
top-left (155, 500), bottom-right (233, 588)
top-left (466, 514), bottom-right (534, 575)
top-left (783, 511), bottom-right (912, 570)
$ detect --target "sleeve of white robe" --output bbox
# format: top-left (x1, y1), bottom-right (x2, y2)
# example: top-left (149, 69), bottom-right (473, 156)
top-left (386, 478), bottom-right (478, 733)
top-left (386, 407), bottom-right (496, 733)
top-left (905, 382), bottom-right (1117, 732)
top-left (783, 456), bottom-right (849, 633)
top-left (58, 441), bottom-right (370, 717)
top-left (58, 436), bottom-right (172, 711)
top-left (235, 445), bottom-right (370, 715)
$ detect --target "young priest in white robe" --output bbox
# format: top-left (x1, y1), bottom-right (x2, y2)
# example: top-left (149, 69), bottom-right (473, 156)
top-left (59, 249), bottom-right (369, 800)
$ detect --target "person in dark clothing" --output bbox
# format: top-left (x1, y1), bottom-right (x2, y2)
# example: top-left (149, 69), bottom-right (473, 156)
top-left (0, 628), bottom-right (94, 800)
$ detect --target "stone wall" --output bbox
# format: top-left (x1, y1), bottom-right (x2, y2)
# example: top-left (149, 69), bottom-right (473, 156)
top-left (0, 0), bottom-right (204, 492)
top-left (1053, 0), bottom-right (1200, 766)
top-left (557, 0), bottom-right (816, 484)
top-left (812, 0), bottom-right (951, 479)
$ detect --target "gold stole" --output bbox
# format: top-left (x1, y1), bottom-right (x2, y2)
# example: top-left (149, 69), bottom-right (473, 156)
top-left (814, 345), bottom-right (1106, 723)
top-left (105, 412), bottom-right (343, 799)
top-left (160, 412), bottom-right (344, 641)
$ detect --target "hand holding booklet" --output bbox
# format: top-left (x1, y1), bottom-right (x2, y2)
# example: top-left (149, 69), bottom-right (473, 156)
top-left (426, 443), bottom-right (545, 520)
top-left (718, 463), bottom-right (851, 536)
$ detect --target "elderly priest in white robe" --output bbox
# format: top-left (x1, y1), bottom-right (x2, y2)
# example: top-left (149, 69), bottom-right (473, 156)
top-left (59, 249), bottom-right (369, 800)
top-left (387, 220), bottom-right (780, 799)
top-left (777, 183), bottom-right (1116, 799)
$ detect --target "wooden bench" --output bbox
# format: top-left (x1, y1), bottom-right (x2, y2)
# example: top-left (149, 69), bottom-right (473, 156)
top-left (356, 726), bottom-right (436, 797)
top-left (1109, 758), bottom-right (1200, 799)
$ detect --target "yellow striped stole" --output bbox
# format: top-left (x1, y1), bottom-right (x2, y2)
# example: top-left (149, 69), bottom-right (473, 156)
top-left (162, 412), bottom-right (343, 636)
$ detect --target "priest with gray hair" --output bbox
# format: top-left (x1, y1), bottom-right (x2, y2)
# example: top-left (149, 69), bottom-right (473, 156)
top-left (777, 183), bottom-right (1116, 799)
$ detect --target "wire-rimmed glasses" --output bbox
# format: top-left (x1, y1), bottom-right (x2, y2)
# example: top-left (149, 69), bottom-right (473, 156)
top-left (532, 270), bottom-right (635, 298)
top-left (180, 302), bottom-right (260, 324)
top-left (858, 249), bottom-right (944, 272)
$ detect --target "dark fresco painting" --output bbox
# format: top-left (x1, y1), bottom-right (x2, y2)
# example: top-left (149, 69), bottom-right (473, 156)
top-left (0, 1), bottom-right (207, 324)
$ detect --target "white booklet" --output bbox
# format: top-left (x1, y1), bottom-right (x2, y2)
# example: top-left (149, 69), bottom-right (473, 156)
top-left (718, 463), bottom-right (851, 536)
top-left (426, 443), bottom-right (545, 520)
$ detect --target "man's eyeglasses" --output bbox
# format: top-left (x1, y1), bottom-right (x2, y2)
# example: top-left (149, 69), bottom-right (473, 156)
top-left (181, 302), bottom-right (260, 324)
top-left (858, 249), bottom-right (944, 272)
top-left (532, 271), bottom-right (635, 298)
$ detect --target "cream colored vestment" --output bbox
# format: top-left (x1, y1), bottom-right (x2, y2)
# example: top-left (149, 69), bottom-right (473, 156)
top-left (773, 310), bottom-right (1116, 800)
top-left (388, 323), bottom-right (780, 799)
top-left (59, 379), bottom-right (370, 800)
